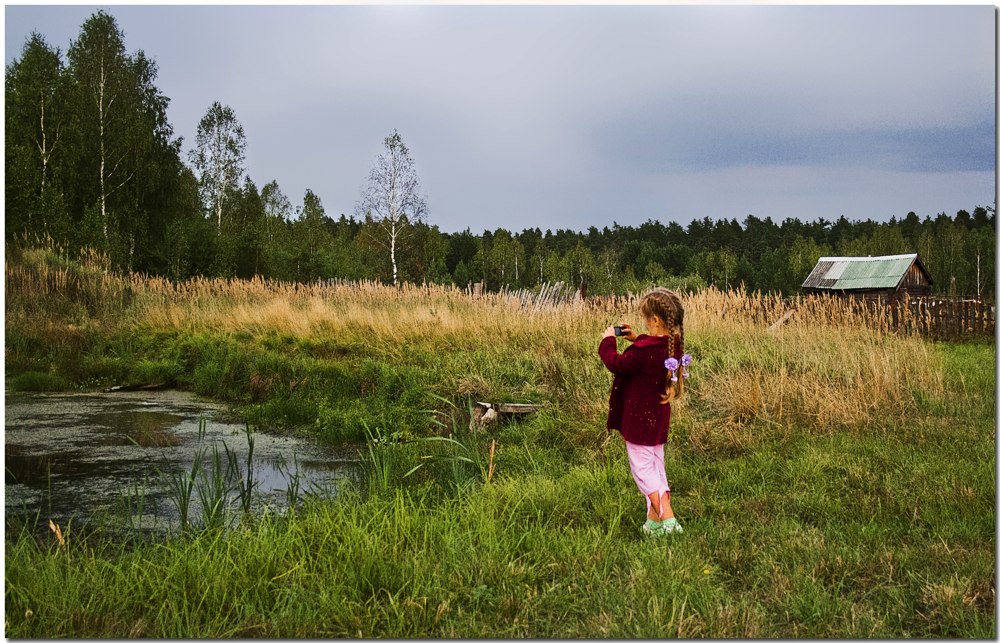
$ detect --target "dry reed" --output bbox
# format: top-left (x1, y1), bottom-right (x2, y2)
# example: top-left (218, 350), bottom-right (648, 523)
top-left (6, 247), bottom-right (950, 439)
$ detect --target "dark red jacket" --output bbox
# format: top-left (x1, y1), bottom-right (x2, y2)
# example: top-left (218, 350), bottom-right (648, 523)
top-left (598, 334), bottom-right (682, 446)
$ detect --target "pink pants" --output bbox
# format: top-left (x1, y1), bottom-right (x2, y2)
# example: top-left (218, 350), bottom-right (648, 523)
top-left (625, 441), bottom-right (670, 513)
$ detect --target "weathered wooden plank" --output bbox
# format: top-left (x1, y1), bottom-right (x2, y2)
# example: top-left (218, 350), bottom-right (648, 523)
top-left (767, 309), bottom-right (796, 331)
top-left (474, 402), bottom-right (545, 414)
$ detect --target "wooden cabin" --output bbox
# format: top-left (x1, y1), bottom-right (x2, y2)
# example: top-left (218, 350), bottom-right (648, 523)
top-left (801, 253), bottom-right (933, 301)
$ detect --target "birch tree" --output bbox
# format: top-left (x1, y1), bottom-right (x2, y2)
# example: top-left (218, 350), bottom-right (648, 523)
top-left (5, 33), bottom-right (67, 237)
top-left (66, 11), bottom-right (136, 246)
top-left (5, 34), bottom-right (63, 193)
top-left (357, 130), bottom-right (428, 287)
top-left (62, 11), bottom-right (182, 269)
top-left (65, 11), bottom-right (178, 269)
top-left (261, 181), bottom-right (292, 242)
top-left (485, 230), bottom-right (524, 288)
top-left (189, 102), bottom-right (246, 230)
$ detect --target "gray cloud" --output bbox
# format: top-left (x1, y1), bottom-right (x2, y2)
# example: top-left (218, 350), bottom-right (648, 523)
top-left (598, 111), bottom-right (995, 174)
top-left (5, 5), bottom-right (995, 233)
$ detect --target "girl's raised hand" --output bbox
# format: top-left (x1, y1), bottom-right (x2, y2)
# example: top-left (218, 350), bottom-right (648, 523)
top-left (602, 323), bottom-right (638, 341)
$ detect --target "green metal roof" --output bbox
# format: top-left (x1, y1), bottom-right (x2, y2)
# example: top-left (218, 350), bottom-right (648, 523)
top-left (802, 254), bottom-right (927, 291)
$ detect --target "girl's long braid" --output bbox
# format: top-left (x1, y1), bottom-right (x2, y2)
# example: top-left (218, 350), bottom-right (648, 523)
top-left (669, 290), bottom-right (685, 403)
top-left (638, 287), bottom-right (685, 405)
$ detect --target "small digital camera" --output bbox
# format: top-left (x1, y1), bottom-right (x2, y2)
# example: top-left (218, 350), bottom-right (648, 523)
top-left (613, 326), bottom-right (627, 336)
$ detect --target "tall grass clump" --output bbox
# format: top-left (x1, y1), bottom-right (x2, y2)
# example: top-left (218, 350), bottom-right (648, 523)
top-left (224, 424), bottom-right (256, 516)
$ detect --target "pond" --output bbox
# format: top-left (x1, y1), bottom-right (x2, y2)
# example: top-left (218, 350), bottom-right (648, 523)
top-left (5, 389), bottom-right (362, 537)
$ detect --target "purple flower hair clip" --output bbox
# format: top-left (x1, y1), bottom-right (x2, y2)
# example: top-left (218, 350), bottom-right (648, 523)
top-left (665, 354), bottom-right (693, 382)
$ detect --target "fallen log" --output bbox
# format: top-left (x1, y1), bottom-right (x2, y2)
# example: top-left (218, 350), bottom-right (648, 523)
top-left (102, 382), bottom-right (171, 393)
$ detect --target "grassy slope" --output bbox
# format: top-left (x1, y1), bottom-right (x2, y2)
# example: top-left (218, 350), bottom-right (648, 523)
top-left (4, 250), bottom-right (995, 637)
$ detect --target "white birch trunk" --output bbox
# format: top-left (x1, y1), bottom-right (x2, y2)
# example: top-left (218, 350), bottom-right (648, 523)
top-left (37, 94), bottom-right (50, 194)
top-left (214, 127), bottom-right (224, 229)
top-left (390, 220), bottom-right (399, 287)
top-left (99, 57), bottom-right (107, 243)
top-left (977, 250), bottom-right (981, 299)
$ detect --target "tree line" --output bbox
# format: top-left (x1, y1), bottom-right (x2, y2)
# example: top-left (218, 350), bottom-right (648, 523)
top-left (6, 11), bottom-right (995, 299)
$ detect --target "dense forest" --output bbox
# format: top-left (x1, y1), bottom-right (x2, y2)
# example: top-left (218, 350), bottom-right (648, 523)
top-left (6, 11), bottom-right (996, 298)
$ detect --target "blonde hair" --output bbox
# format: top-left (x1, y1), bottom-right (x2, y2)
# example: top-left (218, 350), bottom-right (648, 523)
top-left (639, 287), bottom-right (685, 405)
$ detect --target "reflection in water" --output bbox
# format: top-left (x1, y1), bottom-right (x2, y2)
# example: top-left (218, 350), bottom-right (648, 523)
top-left (5, 447), bottom-right (64, 485)
top-left (88, 410), bottom-right (184, 447)
top-left (5, 390), bottom-right (361, 536)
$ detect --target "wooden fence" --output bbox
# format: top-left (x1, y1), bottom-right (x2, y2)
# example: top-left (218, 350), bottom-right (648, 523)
top-left (895, 295), bottom-right (995, 340)
top-left (834, 293), bottom-right (995, 340)
top-left (505, 282), bottom-right (579, 309)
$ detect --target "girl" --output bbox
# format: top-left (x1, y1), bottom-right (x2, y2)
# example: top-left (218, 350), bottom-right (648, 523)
top-left (599, 287), bottom-right (687, 537)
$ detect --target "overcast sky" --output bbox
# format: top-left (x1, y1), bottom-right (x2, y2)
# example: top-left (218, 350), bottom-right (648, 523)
top-left (5, 4), bottom-right (996, 234)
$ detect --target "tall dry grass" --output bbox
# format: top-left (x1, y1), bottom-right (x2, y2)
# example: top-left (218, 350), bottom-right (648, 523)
top-left (6, 246), bottom-right (949, 441)
top-left (681, 287), bottom-right (945, 437)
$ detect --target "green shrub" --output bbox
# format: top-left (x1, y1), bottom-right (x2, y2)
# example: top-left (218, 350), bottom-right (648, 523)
top-left (8, 370), bottom-right (70, 392)
top-left (128, 359), bottom-right (182, 385)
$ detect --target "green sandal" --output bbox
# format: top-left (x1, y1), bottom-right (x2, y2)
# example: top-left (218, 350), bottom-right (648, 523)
top-left (640, 518), bottom-right (662, 536)
top-left (660, 517), bottom-right (683, 534)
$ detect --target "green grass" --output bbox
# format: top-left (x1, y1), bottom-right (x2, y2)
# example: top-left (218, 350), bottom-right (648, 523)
top-left (6, 370), bottom-right (71, 392)
top-left (6, 412), bottom-right (994, 637)
top-left (3, 253), bottom-right (995, 637)
top-left (6, 341), bottom-right (995, 637)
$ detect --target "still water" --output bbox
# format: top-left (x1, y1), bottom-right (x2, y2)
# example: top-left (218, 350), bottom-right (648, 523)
top-left (5, 389), bottom-right (361, 535)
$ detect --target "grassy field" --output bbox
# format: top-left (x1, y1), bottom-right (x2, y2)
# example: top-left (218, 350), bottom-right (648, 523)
top-left (4, 245), bottom-right (995, 637)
